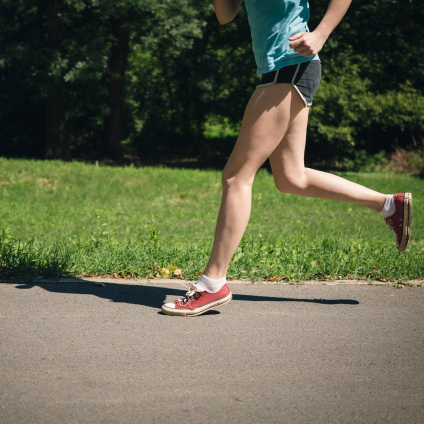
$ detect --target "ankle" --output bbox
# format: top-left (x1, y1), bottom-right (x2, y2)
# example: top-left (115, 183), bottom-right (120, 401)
top-left (192, 274), bottom-right (227, 294)
top-left (203, 265), bottom-right (227, 281)
top-left (379, 194), bottom-right (396, 218)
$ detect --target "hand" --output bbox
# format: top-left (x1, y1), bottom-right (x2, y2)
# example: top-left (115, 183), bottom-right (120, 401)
top-left (288, 30), bottom-right (327, 57)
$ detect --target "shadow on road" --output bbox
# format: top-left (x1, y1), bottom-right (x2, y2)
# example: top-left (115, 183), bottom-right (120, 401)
top-left (11, 280), bottom-right (360, 310)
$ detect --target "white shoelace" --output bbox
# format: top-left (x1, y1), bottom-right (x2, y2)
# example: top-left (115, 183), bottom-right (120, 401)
top-left (178, 290), bottom-right (202, 305)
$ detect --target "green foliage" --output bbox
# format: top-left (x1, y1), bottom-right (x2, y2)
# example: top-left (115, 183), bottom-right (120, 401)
top-left (0, 0), bottom-right (423, 162)
top-left (126, 2), bottom-right (254, 158)
top-left (308, 68), bottom-right (424, 163)
top-left (0, 0), bottom-right (206, 158)
top-left (0, 229), bottom-right (71, 277)
top-left (149, 213), bottom-right (159, 245)
top-left (305, 0), bottom-right (424, 163)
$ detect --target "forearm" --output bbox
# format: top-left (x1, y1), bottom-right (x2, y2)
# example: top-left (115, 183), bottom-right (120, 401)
top-left (212, 0), bottom-right (243, 25)
top-left (315, 0), bottom-right (352, 40)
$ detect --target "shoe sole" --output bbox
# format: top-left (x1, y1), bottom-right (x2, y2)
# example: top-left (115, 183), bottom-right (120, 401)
top-left (161, 293), bottom-right (232, 317)
top-left (398, 192), bottom-right (413, 252)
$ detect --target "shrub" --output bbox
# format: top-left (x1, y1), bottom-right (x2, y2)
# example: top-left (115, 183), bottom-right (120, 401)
top-left (387, 147), bottom-right (424, 175)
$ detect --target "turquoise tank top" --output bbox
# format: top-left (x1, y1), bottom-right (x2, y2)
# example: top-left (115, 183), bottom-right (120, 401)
top-left (244, 0), bottom-right (317, 74)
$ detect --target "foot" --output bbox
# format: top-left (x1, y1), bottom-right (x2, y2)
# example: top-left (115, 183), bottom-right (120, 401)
top-left (161, 284), bottom-right (232, 317)
top-left (385, 193), bottom-right (413, 252)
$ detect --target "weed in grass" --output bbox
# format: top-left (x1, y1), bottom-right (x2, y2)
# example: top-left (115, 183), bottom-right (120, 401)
top-left (0, 229), bottom-right (71, 279)
top-left (150, 212), bottom-right (159, 245)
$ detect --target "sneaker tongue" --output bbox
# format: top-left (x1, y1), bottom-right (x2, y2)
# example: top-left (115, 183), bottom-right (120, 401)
top-left (189, 284), bottom-right (204, 292)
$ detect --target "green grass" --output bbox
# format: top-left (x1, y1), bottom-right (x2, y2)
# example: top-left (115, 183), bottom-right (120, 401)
top-left (1, 157), bottom-right (423, 282)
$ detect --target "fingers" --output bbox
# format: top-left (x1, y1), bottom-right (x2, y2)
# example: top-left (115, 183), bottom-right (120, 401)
top-left (294, 47), bottom-right (310, 56)
top-left (296, 49), bottom-right (316, 57)
top-left (289, 36), bottom-right (310, 55)
top-left (288, 32), bottom-right (305, 42)
top-left (288, 33), bottom-right (309, 53)
top-left (288, 31), bottom-right (325, 56)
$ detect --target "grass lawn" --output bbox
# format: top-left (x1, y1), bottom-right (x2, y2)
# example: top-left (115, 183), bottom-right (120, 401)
top-left (0, 158), bottom-right (423, 282)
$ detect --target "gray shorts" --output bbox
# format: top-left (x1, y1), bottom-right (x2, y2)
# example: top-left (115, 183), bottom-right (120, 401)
top-left (256, 60), bottom-right (321, 107)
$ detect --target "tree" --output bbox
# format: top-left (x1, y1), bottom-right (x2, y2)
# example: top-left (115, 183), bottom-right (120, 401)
top-left (128, 1), bottom-right (254, 158)
top-left (0, 0), bottom-right (107, 158)
top-left (0, 0), bottom-right (423, 164)
top-left (306, 0), bottom-right (424, 162)
top-left (0, 0), bottom-right (205, 160)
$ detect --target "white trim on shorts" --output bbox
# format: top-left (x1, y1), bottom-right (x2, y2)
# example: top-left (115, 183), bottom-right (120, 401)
top-left (292, 85), bottom-right (310, 107)
top-left (256, 63), bottom-right (312, 107)
top-left (256, 69), bottom-right (280, 88)
top-left (291, 63), bottom-right (309, 107)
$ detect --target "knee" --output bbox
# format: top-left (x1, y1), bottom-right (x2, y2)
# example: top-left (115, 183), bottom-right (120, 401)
top-left (274, 170), bottom-right (308, 194)
top-left (221, 166), bottom-right (254, 191)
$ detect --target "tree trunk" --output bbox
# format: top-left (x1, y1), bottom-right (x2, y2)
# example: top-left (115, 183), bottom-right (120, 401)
top-left (44, 1), bottom-right (68, 159)
top-left (45, 84), bottom-right (68, 159)
top-left (105, 26), bottom-right (130, 160)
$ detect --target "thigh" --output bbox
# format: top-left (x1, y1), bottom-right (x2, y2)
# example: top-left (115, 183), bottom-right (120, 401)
top-left (269, 105), bottom-right (309, 182)
top-left (223, 83), bottom-right (305, 182)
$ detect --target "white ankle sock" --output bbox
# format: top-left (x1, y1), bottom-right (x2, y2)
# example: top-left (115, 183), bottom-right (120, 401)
top-left (379, 194), bottom-right (396, 218)
top-left (192, 274), bottom-right (226, 294)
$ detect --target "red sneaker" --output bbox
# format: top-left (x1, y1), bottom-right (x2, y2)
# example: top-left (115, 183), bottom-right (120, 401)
top-left (385, 193), bottom-right (413, 252)
top-left (161, 284), bottom-right (232, 317)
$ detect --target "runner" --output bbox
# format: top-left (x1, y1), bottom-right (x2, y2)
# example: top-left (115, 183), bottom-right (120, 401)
top-left (161, 0), bottom-right (413, 317)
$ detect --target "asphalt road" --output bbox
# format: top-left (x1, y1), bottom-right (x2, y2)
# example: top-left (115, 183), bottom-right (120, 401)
top-left (1, 279), bottom-right (423, 424)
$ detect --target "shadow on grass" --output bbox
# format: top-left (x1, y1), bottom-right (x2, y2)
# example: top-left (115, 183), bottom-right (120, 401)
top-left (10, 279), bottom-right (360, 311)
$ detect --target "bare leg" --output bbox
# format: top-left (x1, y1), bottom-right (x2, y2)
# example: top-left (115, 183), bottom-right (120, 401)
top-left (269, 108), bottom-right (386, 212)
top-left (204, 84), bottom-right (305, 279)
top-left (204, 84), bottom-right (387, 280)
